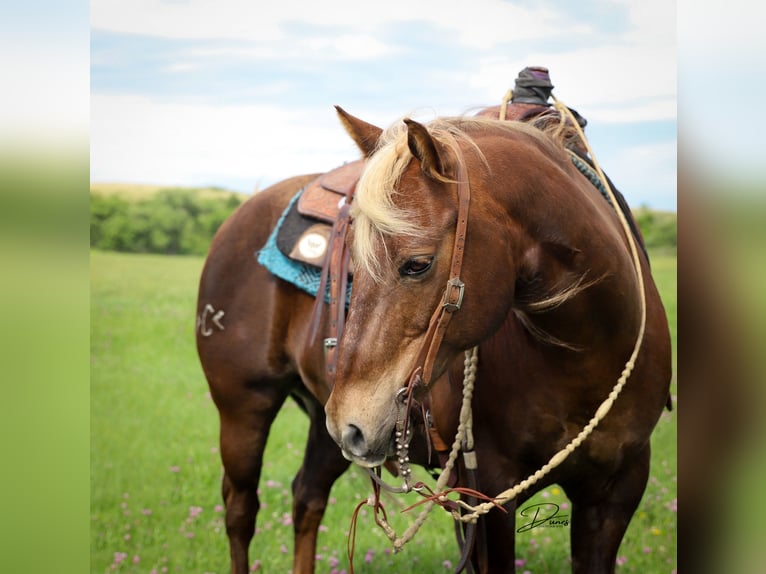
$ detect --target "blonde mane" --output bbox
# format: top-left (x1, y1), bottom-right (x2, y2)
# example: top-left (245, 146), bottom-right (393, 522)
top-left (350, 116), bottom-right (569, 282)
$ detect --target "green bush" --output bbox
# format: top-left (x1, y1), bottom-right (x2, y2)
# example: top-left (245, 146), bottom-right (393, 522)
top-left (90, 188), bottom-right (244, 255)
top-left (634, 207), bottom-right (677, 251)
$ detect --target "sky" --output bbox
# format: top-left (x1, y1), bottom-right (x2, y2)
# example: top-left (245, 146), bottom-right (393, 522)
top-left (90, 1), bottom-right (678, 210)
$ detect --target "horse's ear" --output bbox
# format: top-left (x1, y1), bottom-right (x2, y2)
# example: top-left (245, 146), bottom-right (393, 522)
top-left (403, 118), bottom-right (446, 180)
top-left (335, 106), bottom-right (383, 158)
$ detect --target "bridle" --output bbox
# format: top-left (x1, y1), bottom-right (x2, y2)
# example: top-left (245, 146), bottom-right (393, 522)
top-left (357, 135), bottom-right (487, 574)
top-left (404, 135), bottom-right (471, 399)
top-left (363, 134), bottom-right (473, 481)
top-left (368, 133), bottom-right (473, 488)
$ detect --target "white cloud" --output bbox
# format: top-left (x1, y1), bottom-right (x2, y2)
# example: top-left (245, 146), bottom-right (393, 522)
top-left (91, 0), bottom-right (586, 47)
top-left (459, 1), bottom-right (675, 124)
top-left (466, 41), bottom-right (676, 124)
top-left (615, 0), bottom-right (676, 45)
top-left (603, 140), bottom-right (677, 209)
top-left (587, 100), bottom-right (676, 124)
top-left (299, 34), bottom-right (395, 61)
top-left (91, 0), bottom-right (285, 42)
top-left (90, 94), bottom-right (360, 190)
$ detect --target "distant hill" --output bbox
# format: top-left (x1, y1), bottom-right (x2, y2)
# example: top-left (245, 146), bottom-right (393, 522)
top-left (90, 182), bottom-right (249, 202)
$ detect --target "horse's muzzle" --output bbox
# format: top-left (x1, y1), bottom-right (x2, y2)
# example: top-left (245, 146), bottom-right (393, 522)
top-left (334, 423), bottom-right (391, 468)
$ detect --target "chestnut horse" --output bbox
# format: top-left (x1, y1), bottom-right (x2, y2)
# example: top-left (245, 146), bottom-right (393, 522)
top-left (195, 173), bottom-right (439, 574)
top-left (325, 109), bottom-right (672, 573)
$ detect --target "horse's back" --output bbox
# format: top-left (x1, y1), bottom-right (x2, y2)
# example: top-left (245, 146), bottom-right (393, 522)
top-left (196, 173), bottom-right (320, 400)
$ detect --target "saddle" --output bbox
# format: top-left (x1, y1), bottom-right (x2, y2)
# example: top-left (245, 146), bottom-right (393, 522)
top-left (276, 160), bottom-right (363, 269)
top-left (298, 159), bottom-right (363, 223)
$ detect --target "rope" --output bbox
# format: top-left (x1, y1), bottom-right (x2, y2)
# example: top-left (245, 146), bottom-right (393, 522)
top-left (450, 95), bottom-right (649, 524)
top-left (498, 89), bottom-right (514, 121)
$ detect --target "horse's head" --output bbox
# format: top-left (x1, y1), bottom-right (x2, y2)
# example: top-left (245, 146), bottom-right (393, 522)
top-left (325, 108), bottom-right (523, 466)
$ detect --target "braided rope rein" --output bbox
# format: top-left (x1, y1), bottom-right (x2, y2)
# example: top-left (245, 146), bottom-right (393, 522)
top-left (359, 94), bottom-right (649, 555)
top-left (449, 95), bottom-right (649, 524)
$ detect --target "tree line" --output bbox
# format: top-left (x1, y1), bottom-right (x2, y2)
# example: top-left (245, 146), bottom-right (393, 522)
top-left (90, 188), bottom-right (675, 256)
top-left (633, 207), bottom-right (677, 251)
top-left (90, 188), bottom-right (244, 255)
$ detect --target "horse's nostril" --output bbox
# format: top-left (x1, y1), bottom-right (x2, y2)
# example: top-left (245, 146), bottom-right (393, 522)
top-left (342, 424), bottom-right (367, 456)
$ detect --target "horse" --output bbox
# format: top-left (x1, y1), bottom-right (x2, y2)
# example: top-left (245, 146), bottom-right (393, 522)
top-left (324, 107), bottom-right (673, 573)
top-left (195, 172), bottom-right (441, 574)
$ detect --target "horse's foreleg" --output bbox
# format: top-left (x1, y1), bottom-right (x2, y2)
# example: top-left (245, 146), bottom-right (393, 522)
top-left (219, 389), bottom-right (289, 574)
top-left (470, 498), bottom-right (515, 573)
top-left (291, 395), bottom-right (350, 574)
top-left (567, 445), bottom-right (651, 574)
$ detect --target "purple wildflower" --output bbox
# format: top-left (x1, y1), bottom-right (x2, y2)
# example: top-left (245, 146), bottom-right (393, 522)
top-left (113, 552), bottom-right (128, 565)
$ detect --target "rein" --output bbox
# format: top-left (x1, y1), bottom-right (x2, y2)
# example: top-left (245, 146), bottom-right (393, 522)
top-left (352, 96), bottom-right (649, 572)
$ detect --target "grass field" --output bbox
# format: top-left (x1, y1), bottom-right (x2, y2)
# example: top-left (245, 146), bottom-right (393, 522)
top-left (91, 249), bottom-right (676, 574)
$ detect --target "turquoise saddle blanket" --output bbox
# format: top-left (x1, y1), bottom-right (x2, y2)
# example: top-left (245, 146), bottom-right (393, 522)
top-left (256, 188), bottom-right (352, 306)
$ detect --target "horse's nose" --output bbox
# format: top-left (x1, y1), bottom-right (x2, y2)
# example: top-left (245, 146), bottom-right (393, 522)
top-left (341, 424), bottom-right (368, 458)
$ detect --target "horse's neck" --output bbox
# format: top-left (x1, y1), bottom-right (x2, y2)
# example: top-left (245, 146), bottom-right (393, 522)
top-left (509, 193), bottom-right (642, 356)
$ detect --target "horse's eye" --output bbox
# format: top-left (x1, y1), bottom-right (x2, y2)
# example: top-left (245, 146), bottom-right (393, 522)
top-left (399, 256), bottom-right (434, 277)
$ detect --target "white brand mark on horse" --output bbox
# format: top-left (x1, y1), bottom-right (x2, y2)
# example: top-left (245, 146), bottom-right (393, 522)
top-left (198, 303), bottom-right (225, 337)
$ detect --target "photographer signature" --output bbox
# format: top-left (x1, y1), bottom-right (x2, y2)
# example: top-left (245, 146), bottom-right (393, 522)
top-left (517, 502), bottom-right (569, 532)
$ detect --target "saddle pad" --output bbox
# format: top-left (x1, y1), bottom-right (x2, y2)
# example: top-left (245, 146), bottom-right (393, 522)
top-left (257, 188), bottom-right (352, 305)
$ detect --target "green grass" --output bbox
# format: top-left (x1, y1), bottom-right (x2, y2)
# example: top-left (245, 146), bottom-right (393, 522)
top-left (91, 249), bottom-right (676, 573)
